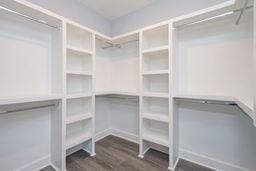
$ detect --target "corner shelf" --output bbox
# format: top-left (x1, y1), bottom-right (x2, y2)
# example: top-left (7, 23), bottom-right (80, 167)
top-left (142, 129), bottom-right (169, 147)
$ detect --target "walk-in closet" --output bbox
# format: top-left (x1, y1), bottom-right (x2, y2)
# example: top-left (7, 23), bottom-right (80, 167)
top-left (0, 0), bottom-right (256, 171)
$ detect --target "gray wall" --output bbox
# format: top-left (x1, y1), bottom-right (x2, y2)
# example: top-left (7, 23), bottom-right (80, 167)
top-left (111, 0), bottom-right (228, 36)
top-left (26, 0), bottom-right (111, 35)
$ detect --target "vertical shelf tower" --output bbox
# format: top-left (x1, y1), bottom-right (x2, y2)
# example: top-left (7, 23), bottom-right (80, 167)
top-left (65, 22), bottom-right (95, 156)
top-left (139, 23), bottom-right (178, 170)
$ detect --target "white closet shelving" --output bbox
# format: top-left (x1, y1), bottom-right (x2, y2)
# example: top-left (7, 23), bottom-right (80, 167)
top-left (0, 1), bottom-right (65, 170)
top-left (139, 23), bottom-right (172, 163)
top-left (65, 22), bottom-right (95, 155)
top-left (1, 0), bottom-right (255, 171)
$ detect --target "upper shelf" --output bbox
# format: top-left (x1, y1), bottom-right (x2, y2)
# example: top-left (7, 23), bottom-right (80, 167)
top-left (95, 91), bottom-right (139, 97)
top-left (0, 0), bottom-right (62, 29)
top-left (174, 94), bottom-right (255, 126)
top-left (0, 94), bottom-right (62, 106)
top-left (0, 95), bottom-right (62, 114)
top-left (171, 0), bottom-right (238, 28)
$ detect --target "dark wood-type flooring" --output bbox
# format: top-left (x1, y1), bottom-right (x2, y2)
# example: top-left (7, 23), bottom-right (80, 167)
top-left (41, 135), bottom-right (214, 171)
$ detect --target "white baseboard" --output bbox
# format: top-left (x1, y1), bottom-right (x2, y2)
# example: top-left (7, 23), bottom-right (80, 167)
top-left (50, 164), bottom-right (60, 171)
top-left (16, 155), bottom-right (50, 171)
top-left (110, 128), bottom-right (139, 144)
top-left (179, 149), bottom-right (250, 171)
top-left (95, 128), bottom-right (111, 142)
top-left (168, 157), bottom-right (179, 171)
top-left (95, 128), bottom-right (139, 144)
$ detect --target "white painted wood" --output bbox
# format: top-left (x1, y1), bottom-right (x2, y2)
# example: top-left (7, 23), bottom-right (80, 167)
top-left (66, 113), bottom-right (92, 125)
top-left (173, 10), bottom-right (254, 115)
top-left (1, 0), bottom-right (255, 170)
top-left (66, 48), bottom-right (92, 73)
top-left (95, 34), bottom-right (140, 94)
top-left (66, 23), bottom-right (92, 52)
top-left (142, 25), bottom-right (169, 50)
top-left (65, 21), bottom-right (95, 158)
top-left (143, 74), bottom-right (169, 93)
top-left (142, 119), bottom-right (169, 147)
top-left (142, 92), bottom-right (169, 98)
top-left (142, 113), bottom-right (169, 123)
top-left (254, 0), bottom-right (256, 126)
top-left (142, 48), bottom-right (169, 72)
top-left (66, 75), bottom-right (92, 95)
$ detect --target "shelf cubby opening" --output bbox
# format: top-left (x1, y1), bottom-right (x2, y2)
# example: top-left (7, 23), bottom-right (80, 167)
top-left (66, 48), bottom-right (92, 73)
top-left (66, 23), bottom-right (92, 51)
top-left (142, 96), bottom-right (169, 120)
top-left (143, 119), bottom-right (169, 147)
top-left (143, 74), bottom-right (169, 94)
top-left (66, 97), bottom-right (92, 123)
top-left (143, 49), bottom-right (169, 72)
top-left (142, 25), bottom-right (169, 50)
top-left (66, 75), bottom-right (92, 95)
top-left (66, 119), bottom-right (92, 149)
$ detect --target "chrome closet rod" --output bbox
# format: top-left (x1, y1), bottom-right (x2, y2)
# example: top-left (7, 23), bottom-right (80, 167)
top-left (174, 5), bottom-right (253, 28)
top-left (0, 104), bottom-right (56, 114)
top-left (175, 99), bottom-right (237, 106)
top-left (0, 6), bottom-right (60, 30)
top-left (96, 38), bottom-right (139, 49)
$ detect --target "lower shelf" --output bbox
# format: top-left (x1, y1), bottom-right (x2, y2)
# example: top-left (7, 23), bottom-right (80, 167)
top-left (142, 113), bottom-right (169, 123)
top-left (66, 133), bottom-right (92, 150)
top-left (142, 130), bottom-right (169, 147)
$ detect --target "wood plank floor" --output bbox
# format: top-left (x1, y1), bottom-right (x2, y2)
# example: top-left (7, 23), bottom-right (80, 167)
top-left (41, 135), bottom-right (214, 171)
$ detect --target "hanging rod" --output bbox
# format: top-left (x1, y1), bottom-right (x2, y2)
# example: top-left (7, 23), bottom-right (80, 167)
top-left (236, 0), bottom-right (249, 25)
top-left (174, 5), bottom-right (253, 28)
top-left (0, 6), bottom-right (60, 30)
top-left (0, 104), bottom-right (56, 114)
top-left (175, 98), bottom-right (237, 106)
top-left (96, 38), bottom-right (139, 49)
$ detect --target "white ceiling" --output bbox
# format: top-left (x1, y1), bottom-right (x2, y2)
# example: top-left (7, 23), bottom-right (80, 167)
top-left (79, 0), bottom-right (157, 20)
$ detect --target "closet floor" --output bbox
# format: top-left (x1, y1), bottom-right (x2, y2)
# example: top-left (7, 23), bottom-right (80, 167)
top-left (41, 135), bottom-right (214, 171)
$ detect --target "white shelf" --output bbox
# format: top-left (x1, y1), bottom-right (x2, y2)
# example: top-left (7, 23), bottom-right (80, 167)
top-left (66, 45), bottom-right (92, 55)
top-left (0, 94), bottom-right (62, 106)
top-left (142, 113), bottom-right (169, 123)
top-left (143, 131), bottom-right (169, 147)
top-left (142, 70), bottom-right (169, 75)
top-left (66, 70), bottom-right (92, 76)
top-left (66, 93), bottom-right (92, 99)
top-left (142, 45), bottom-right (169, 54)
top-left (174, 94), bottom-right (255, 123)
top-left (143, 92), bottom-right (169, 98)
top-left (95, 91), bottom-right (139, 97)
top-left (66, 133), bottom-right (92, 149)
top-left (66, 113), bottom-right (92, 125)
